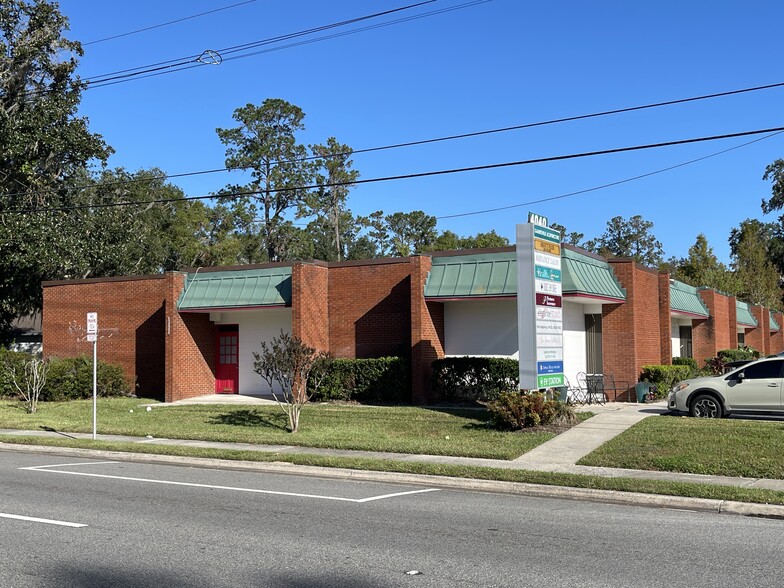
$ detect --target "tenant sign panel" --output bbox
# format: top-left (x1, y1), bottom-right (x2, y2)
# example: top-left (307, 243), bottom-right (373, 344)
top-left (517, 216), bottom-right (564, 389)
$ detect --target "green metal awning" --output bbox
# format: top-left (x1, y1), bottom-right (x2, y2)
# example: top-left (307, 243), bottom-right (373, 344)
top-left (423, 248), bottom-right (626, 301)
top-left (670, 280), bottom-right (709, 318)
top-left (178, 267), bottom-right (292, 310)
top-left (736, 301), bottom-right (758, 327)
top-left (561, 248), bottom-right (626, 301)
top-left (424, 252), bottom-right (517, 298)
top-left (771, 314), bottom-right (780, 332)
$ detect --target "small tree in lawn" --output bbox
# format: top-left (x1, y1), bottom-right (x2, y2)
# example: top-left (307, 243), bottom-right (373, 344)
top-left (5, 356), bottom-right (49, 414)
top-left (252, 332), bottom-right (329, 433)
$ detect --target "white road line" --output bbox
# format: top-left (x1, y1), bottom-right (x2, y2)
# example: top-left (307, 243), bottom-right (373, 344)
top-left (20, 461), bottom-right (118, 471)
top-left (22, 462), bottom-right (440, 503)
top-left (356, 488), bottom-right (441, 503)
top-left (0, 513), bottom-right (87, 528)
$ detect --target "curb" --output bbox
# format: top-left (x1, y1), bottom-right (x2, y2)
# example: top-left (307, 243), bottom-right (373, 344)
top-left (5, 442), bottom-right (784, 519)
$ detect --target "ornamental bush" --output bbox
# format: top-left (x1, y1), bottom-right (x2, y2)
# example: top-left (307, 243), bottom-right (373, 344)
top-left (671, 356), bottom-right (698, 371)
top-left (0, 348), bottom-right (29, 398)
top-left (308, 357), bottom-right (409, 403)
top-left (718, 347), bottom-right (759, 361)
top-left (488, 391), bottom-right (576, 430)
top-left (639, 365), bottom-right (694, 398)
top-left (41, 356), bottom-right (133, 401)
top-left (431, 357), bottom-right (518, 402)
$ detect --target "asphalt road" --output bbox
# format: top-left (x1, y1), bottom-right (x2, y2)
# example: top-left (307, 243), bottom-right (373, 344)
top-left (1, 448), bottom-right (783, 588)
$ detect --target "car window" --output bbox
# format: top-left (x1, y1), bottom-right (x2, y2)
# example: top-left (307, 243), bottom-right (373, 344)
top-left (740, 360), bottom-right (784, 379)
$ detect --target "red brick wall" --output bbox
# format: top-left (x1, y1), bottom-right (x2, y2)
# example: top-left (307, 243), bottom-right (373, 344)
top-left (604, 260), bottom-right (662, 395)
top-left (165, 272), bottom-right (216, 402)
top-left (327, 260), bottom-right (412, 359)
top-left (410, 256), bottom-right (445, 403)
top-left (728, 296), bottom-right (738, 350)
top-left (771, 312), bottom-right (784, 353)
top-left (694, 289), bottom-right (733, 362)
top-left (42, 275), bottom-right (167, 399)
top-left (657, 272), bottom-right (672, 364)
top-left (747, 305), bottom-right (770, 356)
top-left (292, 263), bottom-right (329, 352)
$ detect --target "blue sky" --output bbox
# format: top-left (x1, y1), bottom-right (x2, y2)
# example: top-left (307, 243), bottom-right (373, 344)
top-left (57, 0), bottom-right (784, 263)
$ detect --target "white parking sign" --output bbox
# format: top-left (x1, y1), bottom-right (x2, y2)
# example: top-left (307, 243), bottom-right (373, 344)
top-left (86, 312), bottom-right (98, 334)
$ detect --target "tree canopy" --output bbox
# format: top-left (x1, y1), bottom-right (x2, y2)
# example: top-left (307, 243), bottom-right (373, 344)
top-left (585, 215), bottom-right (664, 266)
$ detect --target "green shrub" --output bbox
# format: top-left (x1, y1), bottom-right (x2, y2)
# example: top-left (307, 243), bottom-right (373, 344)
top-left (41, 356), bottom-right (133, 401)
top-left (639, 365), bottom-right (694, 398)
top-left (488, 391), bottom-right (576, 430)
top-left (308, 357), bottom-right (408, 403)
top-left (431, 357), bottom-right (518, 402)
top-left (0, 348), bottom-right (29, 398)
top-left (672, 356), bottom-right (698, 370)
top-left (718, 347), bottom-right (759, 361)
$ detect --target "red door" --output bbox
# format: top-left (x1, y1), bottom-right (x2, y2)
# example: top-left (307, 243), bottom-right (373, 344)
top-left (216, 325), bottom-right (239, 394)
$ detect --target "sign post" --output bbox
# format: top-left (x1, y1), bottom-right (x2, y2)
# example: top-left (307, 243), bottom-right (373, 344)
top-left (517, 214), bottom-right (564, 390)
top-left (86, 312), bottom-right (98, 440)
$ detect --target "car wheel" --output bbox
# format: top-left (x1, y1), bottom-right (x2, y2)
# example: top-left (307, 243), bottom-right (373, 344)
top-left (690, 394), bottom-right (722, 418)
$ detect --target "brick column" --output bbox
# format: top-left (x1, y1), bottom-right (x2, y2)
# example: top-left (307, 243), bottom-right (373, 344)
top-left (657, 272), bottom-right (672, 364)
top-left (291, 262), bottom-right (329, 353)
top-left (747, 305), bottom-right (770, 356)
top-left (692, 288), bottom-right (729, 366)
top-left (410, 256), bottom-right (444, 404)
top-left (604, 260), bottom-right (661, 396)
top-left (771, 312), bottom-right (784, 353)
top-left (728, 296), bottom-right (738, 350)
top-left (164, 272), bottom-right (215, 403)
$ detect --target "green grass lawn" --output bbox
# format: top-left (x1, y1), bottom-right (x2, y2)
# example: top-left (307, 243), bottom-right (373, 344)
top-left (0, 397), bottom-right (588, 460)
top-left (579, 414), bottom-right (784, 479)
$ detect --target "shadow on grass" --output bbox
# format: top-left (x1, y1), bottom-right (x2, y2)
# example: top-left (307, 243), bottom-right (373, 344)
top-left (207, 409), bottom-right (288, 431)
top-left (40, 426), bottom-right (79, 439)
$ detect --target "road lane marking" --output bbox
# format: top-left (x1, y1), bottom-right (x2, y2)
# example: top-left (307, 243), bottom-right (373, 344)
top-left (357, 488), bottom-right (441, 502)
top-left (0, 513), bottom-right (87, 528)
top-left (21, 461), bottom-right (119, 470)
top-left (21, 462), bottom-right (440, 503)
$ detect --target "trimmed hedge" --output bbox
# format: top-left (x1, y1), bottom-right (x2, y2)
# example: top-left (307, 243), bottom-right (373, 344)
top-left (718, 347), bottom-right (759, 361)
top-left (0, 351), bottom-right (133, 401)
top-left (488, 391), bottom-right (576, 430)
top-left (432, 357), bottom-right (518, 402)
top-left (639, 364), bottom-right (694, 397)
top-left (671, 356), bottom-right (698, 370)
top-left (308, 357), bottom-right (409, 403)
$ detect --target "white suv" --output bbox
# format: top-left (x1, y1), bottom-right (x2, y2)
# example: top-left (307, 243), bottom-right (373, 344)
top-left (667, 357), bottom-right (784, 418)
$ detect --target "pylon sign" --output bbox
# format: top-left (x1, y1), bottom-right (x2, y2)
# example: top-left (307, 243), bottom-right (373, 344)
top-left (517, 215), bottom-right (564, 389)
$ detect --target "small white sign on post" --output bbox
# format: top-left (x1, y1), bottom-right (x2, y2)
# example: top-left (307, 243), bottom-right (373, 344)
top-left (86, 312), bottom-right (98, 440)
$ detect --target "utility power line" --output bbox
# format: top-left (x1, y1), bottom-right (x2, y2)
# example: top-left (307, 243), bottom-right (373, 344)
top-left (83, 0), bottom-right (257, 46)
top-left (436, 130), bottom-right (784, 219)
top-left (4, 125), bottom-right (784, 216)
top-left (4, 79), bottom-right (783, 202)
top-left (82, 0), bottom-right (445, 88)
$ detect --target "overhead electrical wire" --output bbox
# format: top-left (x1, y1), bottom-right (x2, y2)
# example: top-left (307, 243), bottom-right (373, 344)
top-left (81, 0), bottom-right (447, 89)
top-left (82, 0), bottom-right (258, 46)
top-left (4, 79), bottom-right (784, 202)
top-left (436, 130), bottom-right (784, 219)
top-left (4, 125), bottom-right (784, 216)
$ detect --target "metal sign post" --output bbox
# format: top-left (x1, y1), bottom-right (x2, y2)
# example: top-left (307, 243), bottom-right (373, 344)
top-left (86, 312), bottom-right (98, 440)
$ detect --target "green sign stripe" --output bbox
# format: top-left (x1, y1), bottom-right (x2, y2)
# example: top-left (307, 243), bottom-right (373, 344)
top-left (537, 374), bottom-right (564, 388)
top-left (533, 226), bottom-right (561, 243)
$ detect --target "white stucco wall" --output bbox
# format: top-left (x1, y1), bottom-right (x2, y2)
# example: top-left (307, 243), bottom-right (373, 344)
top-left (443, 299), bottom-right (518, 358)
top-left (562, 301), bottom-right (587, 389)
top-left (442, 298), bottom-right (590, 390)
top-left (213, 308), bottom-right (292, 395)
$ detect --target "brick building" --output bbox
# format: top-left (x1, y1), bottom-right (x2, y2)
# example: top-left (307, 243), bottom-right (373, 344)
top-left (42, 244), bottom-right (784, 403)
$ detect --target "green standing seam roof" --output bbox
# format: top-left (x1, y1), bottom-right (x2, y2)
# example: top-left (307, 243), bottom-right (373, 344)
top-left (424, 253), bottom-right (517, 298)
top-left (423, 249), bottom-right (626, 301)
top-left (669, 280), bottom-right (709, 317)
top-left (560, 248), bottom-right (625, 300)
top-left (736, 301), bottom-right (758, 327)
top-left (178, 268), bottom-right (292, 310)
top-left (771, 314), bottom-right (780, 332)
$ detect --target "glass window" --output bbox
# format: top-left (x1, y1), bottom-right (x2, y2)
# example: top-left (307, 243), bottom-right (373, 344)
top-left (741, 360), bottom-right (783, 380)
top-left (738, 332), bottom-right (746, 346)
